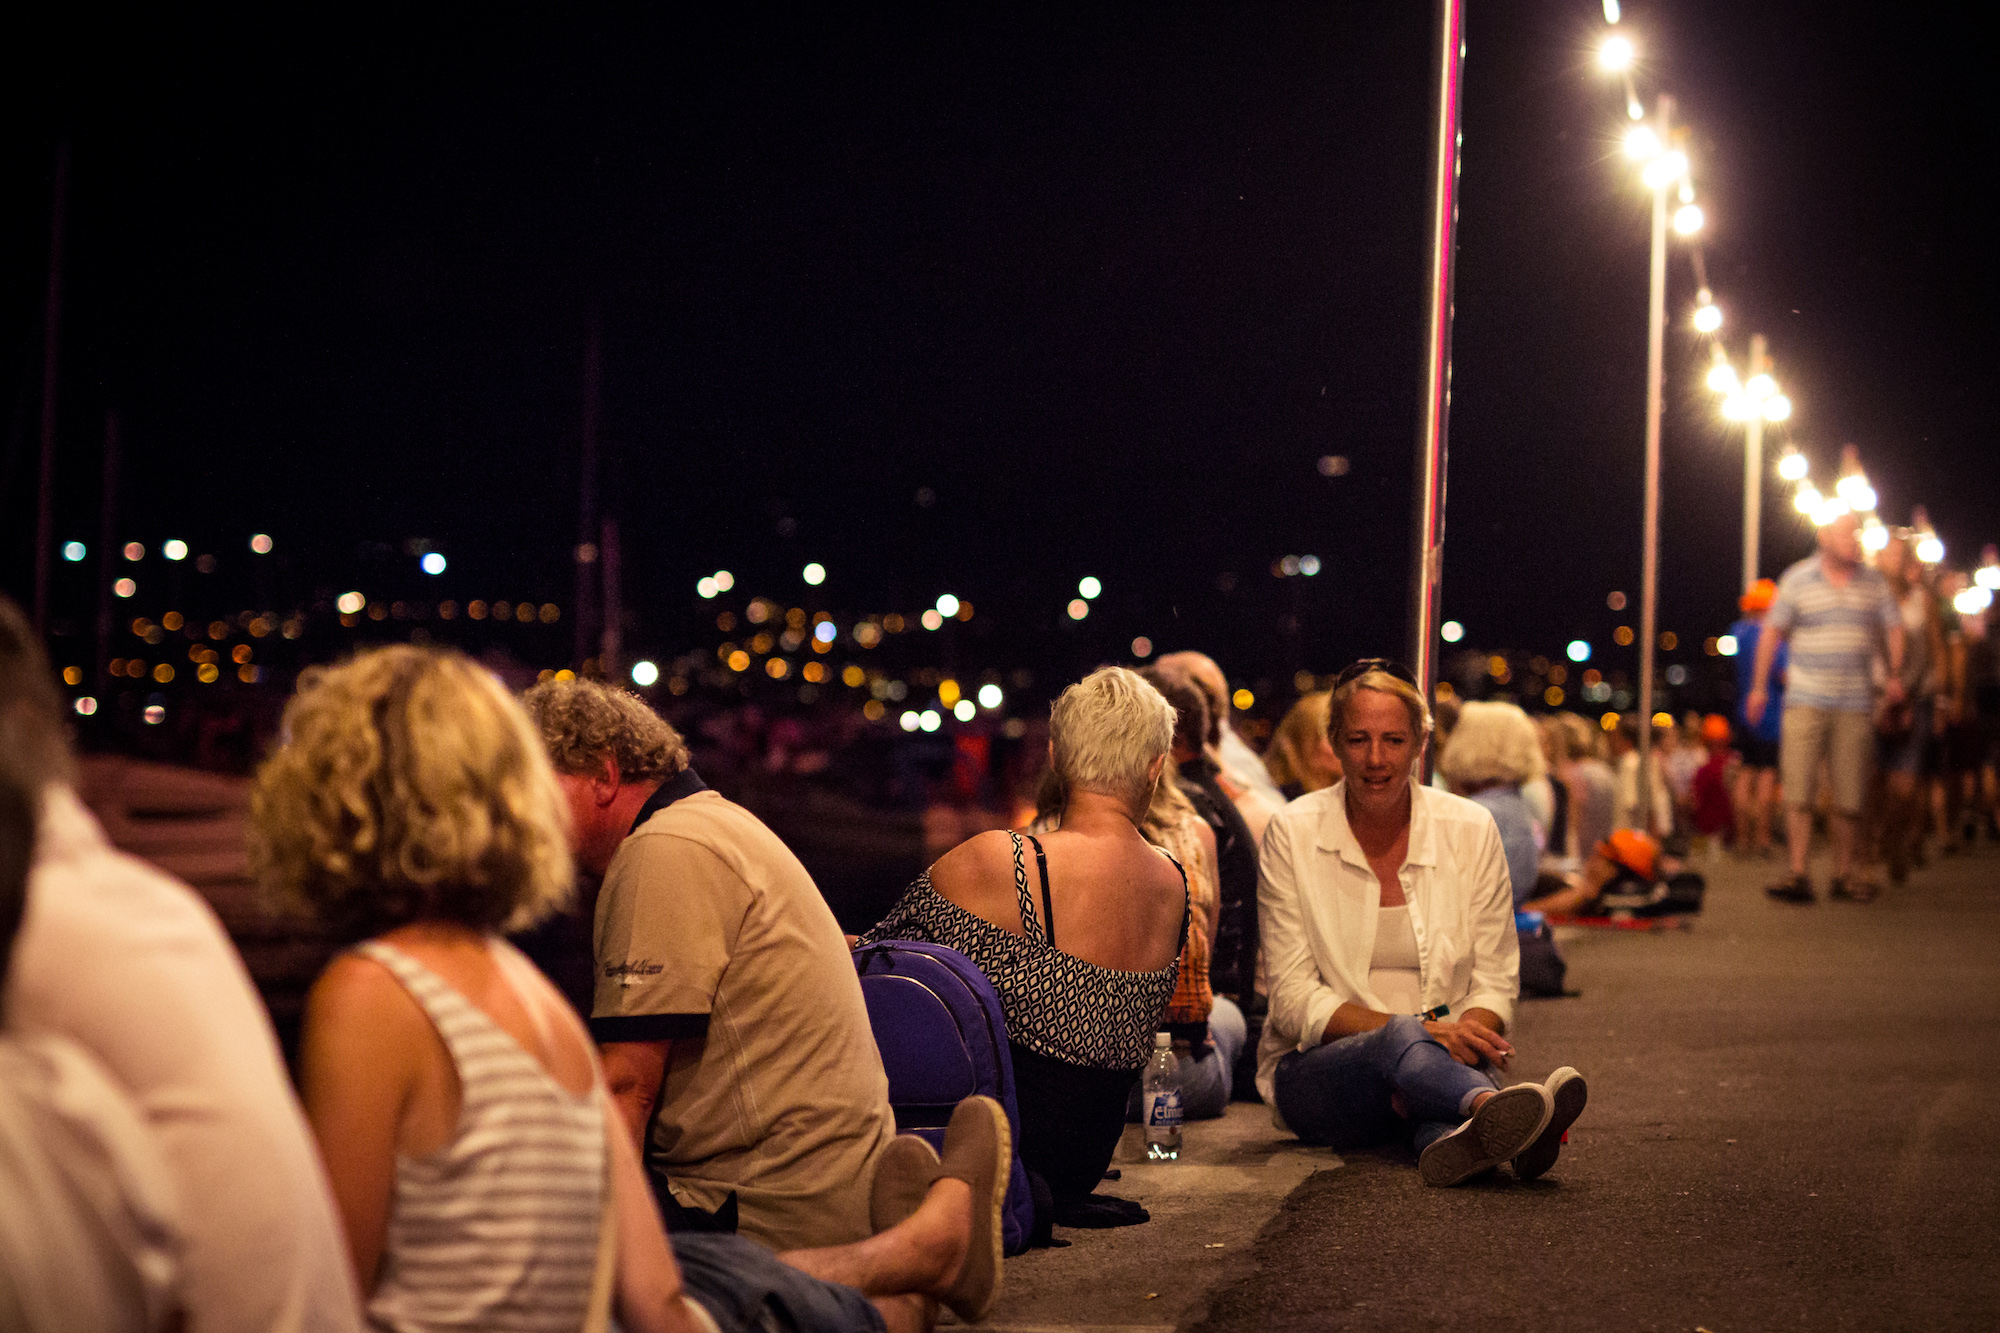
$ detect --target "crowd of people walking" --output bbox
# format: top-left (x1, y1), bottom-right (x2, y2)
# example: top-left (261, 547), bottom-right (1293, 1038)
top-left (8, 522), bottom-right (1973, 1329)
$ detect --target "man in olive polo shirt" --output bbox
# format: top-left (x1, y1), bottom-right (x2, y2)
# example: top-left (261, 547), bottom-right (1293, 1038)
top-left (524, 679), bottom-right (895, 1253)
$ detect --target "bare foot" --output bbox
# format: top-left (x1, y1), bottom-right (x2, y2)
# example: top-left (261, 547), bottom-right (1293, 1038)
top-left (904, 1178), bottom-right (973, 1296)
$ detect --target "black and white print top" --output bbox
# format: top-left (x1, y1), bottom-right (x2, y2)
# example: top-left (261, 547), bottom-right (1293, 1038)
top-left (859, 832), bottom-right (1186, 1072)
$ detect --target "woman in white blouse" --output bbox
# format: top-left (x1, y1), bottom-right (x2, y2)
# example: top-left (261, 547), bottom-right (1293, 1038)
top-left (1256, 661), bottom-right (1589, 1186)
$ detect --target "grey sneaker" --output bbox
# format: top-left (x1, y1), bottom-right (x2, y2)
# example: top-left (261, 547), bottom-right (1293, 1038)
top-left (1512, 1067), bottom-right (1588, 1182)
top-left (1418, 1083), bottom-right (1552, 1187)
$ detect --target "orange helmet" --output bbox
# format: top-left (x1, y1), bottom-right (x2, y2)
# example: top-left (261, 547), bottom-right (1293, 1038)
top-left (1739, 578), bottom-right (1777, 613)
top-left (1599, 828), bottom-right (1659, 881)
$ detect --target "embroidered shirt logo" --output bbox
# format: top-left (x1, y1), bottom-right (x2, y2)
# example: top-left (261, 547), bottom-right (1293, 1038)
top-left (604, 959), bottom-right (665, 987)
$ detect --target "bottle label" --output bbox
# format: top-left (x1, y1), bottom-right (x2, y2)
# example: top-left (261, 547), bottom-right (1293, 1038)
top-left (1146, 1090), bottom-right (1183, 1132)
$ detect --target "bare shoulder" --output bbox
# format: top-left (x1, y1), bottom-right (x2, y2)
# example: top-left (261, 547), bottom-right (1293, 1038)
top-left (305, 950), bottom-right (428, 1043)
top-left (928, 828), bottom-right (1020, 892)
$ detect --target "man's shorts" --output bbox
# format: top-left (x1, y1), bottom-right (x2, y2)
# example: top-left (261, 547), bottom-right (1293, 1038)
top-left (1781, 705), bottom-right (1873, 815)
top-left (673, 1232), bottom-right (885, 1333)
top-left (1732, 721), bottom-right (1780, 771)
top-left (1876, 696), bottom-right (1937, 779)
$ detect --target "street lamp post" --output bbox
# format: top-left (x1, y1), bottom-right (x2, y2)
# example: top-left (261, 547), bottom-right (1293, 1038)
top-left (1635, 92), bottom-right (1674, 828)
top-left (1740, 332), bottom-right (1769, 590)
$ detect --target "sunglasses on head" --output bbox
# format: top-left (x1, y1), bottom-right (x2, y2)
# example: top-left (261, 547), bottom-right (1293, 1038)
top-left (1332, 657), bottom-right (1418, 690)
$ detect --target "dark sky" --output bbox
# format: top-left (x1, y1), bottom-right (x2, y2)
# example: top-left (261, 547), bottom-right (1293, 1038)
top-left (4, 3), bottom-right (1993, 697)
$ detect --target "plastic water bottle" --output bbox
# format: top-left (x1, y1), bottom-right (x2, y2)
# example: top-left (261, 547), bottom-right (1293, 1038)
top-left (1142, 1031), bottom-right (1183, 1160)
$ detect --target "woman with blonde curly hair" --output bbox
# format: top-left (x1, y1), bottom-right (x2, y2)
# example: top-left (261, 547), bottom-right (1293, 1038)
top-left (254, 646), bottom-right (699, 1333)
top-left (259, 647), bottom-right (996, 1333)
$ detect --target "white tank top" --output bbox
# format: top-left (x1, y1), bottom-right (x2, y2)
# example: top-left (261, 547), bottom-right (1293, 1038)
top-left (1368, 905), bottom-right (1423, 1016)
top-left (357, 941), bottom-right (606, 1333)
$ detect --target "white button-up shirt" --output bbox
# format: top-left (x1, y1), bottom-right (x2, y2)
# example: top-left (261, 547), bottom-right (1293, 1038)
top-left (1255, 781), bottom-right (1519, 1105)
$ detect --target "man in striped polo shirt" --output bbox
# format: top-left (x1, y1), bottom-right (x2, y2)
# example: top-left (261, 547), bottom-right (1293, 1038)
top-left (1746, 511), bottom-right (1905, 902)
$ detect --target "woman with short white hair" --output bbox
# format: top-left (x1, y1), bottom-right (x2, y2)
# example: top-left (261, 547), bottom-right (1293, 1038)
top-left (861, 667), bottom-right (1190, 1221)
top-left (1258, 660), bottom-right (1588, 1187)
top-left (1439, 700), bottom-right (1546, 905)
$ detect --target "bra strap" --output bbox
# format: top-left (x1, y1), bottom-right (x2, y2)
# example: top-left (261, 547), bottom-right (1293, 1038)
top-left (1158, 849), bottom-right (1191, 955)
top-left (1026, 834), bottom-right (1054, 950)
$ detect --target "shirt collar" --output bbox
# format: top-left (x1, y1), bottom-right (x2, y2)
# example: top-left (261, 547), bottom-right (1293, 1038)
top-left (1313, 779), bottom-right (1438, 869)
top-left (627, 764), bottom-right (708, 837)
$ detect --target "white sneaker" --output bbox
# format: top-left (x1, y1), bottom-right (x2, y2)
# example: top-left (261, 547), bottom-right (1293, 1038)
top-left (1512, 1067), bottom-right (1588, 1182)
top-left (1418, 1083), bottom-right (1552, 1187)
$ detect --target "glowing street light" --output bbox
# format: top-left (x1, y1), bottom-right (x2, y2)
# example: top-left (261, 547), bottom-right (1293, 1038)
top-left (1861, 517), bottom-right (1890, 552)
top-left (802, 562), bottom-right (826, 586)
top-left (1673, 204), bottom-right (1704, 235)
top-left (1600, 34), bottom-right (1635, 72)
top-left (1794, 483), bottom-right (1822, 515)
top-left (630, 660), bottom-right (660, 687)
top-left (421, 552), bottom-right (447, 575)
top-left (1641, 150), bottom-right (1687, 190)
top-left (1977, 546), bottom-right (2000, 590)
top-left (1916, 533), bottom-right (1946, 564)
top-left (1693, 301), bottom-right (1723, 334)
top-left (935, 593), bottom-right (961, 617)
top-left (1078, 576), bottom-right (1102, 599)
top-left (1622, 125), bottom-right (1661, 159)
top-left (1777, 450), bottom-right (1809, 482)
top-left (1710, 334), bottom-right (1788, 589)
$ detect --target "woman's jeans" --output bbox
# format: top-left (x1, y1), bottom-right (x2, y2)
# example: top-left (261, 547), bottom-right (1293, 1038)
top-left (1125, 995), bottom-right (1248, 1123)
top-left (1274, 1014), bottom-right (1496, 1154)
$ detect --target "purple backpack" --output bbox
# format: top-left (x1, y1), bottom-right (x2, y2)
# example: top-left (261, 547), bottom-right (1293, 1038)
top-left (852, 941), bottom-right (1039, 1253)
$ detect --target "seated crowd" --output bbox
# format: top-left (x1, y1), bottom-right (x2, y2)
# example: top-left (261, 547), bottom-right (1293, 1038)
top-left (0, 593), bottom-right (1593, 1333)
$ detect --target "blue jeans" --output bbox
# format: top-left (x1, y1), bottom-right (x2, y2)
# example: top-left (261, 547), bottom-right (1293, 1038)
top-left (1273, 1014), bottom-right (1496, 1154)
top-left (672, 1232), bottom-right (885, 1333)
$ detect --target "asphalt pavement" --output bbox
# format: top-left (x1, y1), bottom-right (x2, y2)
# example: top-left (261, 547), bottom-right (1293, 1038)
top-left (1182, 843), bottom-right (2000, 1332)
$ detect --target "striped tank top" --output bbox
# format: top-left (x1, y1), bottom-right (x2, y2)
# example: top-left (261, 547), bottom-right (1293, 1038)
top-left (357, 941), bottom-right (606, 1333)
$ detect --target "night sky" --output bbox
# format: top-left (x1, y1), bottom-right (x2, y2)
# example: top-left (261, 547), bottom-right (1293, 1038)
top-left (4, 3), bottom-right (1993, 704)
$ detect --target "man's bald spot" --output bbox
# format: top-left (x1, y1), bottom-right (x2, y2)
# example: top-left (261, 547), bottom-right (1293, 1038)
top-left (1156, 651), bottom-right (1227, 711)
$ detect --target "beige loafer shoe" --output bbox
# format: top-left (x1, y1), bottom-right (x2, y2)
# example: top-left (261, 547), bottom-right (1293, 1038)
top-left (869, 1133), bottom-right (942, 1235)
top-left (937, 1095), bottom-right (1011, 1323)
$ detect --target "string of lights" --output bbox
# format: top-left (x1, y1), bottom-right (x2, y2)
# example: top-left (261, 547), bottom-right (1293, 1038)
top-left (1594, 1), bottom-right (1985, 599)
